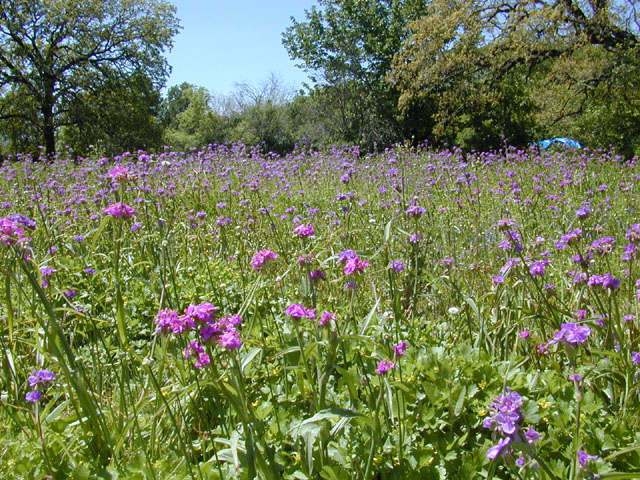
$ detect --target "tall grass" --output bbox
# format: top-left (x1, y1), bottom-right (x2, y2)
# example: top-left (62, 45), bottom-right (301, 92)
top-left (1, 144), bottom-right (639, 478)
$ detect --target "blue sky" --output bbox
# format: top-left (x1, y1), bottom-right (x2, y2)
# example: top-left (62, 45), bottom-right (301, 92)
top-left (165, 1), bottom-right (317, 96)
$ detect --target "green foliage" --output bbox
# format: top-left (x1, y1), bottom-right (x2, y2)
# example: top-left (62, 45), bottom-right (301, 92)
top-left (60, 73), bottom-right (165, 156)
top-left (2, 145), bottom-right (640, 478)
top-left (162, 83), bottom-right (227, 151)
top-left (390, 0), bottom-right (640, 153)
top-left (0, 0), bottom-right (180, 156)
top-left (282, 0), bottom-right (429, 149)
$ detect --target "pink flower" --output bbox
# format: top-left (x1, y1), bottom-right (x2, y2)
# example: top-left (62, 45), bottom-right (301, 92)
top-left (108, 166), bottom-right (133, 183)
top-left (251, 249), bottom-right (278, 271)
top-left (0, 217), bottom-right (28, 245)
top-left (103, 202), bottom-right (137, 219)
top-left (285, 303), bottom-right (315, 320)
top-left (375, 360), bottom-right (395, 375)
top-left (319, 311), bottom-right (336, 327)
top-left (217, 328), bottom-right (242, 350)
top-left (184, 302), bottom-right (218, 324)
top-left (293, 224), bottom-right (315, 237)
top-left (392, 341), bottom-right (408, 357)
top-left (344, 257), bottom-right (369, 275)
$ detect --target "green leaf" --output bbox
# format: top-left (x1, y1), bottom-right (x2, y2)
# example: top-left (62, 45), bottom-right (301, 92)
top-left (289, 407), bottom-right (364, 434)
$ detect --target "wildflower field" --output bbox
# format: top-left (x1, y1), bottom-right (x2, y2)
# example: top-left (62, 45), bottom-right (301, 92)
top-left (1, 144), bottom-right (640, 479)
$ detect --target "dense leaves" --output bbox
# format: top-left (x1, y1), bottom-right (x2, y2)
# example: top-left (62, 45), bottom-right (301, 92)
top-left (0, 0), bottom-right (179, 156)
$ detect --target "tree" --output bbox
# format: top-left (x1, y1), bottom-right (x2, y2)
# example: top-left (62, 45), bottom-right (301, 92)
top-left (60, 73), bottom-right (164, 156)
top-left (227, 74), bottom-right (297, 153)
top-left (282, 0), bottom-right (429, 148)
top-left (0, 0), bottom-right (179, 156)
top-left (162, 83), bottom-right (226, 151)
top-left (390, 0), bottom-right (639, 150)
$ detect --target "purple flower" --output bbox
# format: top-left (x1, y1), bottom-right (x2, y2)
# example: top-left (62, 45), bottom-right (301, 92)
top-left (631, 351), bottom-right (640, 364)
top-left (392, 341), bottom-right (408, 357)
top-left (40, 267), bottom-right (57, 277)
top-left (588, 273), bottom-right (620, 290)
top-left (497, 218), bottom-right (515, 231)
top-left (103, 202), bottom-right (137, 219)
top-left (64, 290), bottom-right (76, 299)
top-left (524, 428), bottom-right (541, 444)
top-left (575, 206), bottom-right (592, 219)
top-left (8, 214), bottom-right (37, 230)
top-left (557, 228), bottom-right (582, 248)
top-left (28, 369), bottom-right (55, 388)
top-left (569, 374), bottom-right (582, 382)
top-left (156, 308), bottom-right (179, 335)
top-left (409, 234), bottom-right (421, 244)
top-left (590, 237), bottom-right (616, 256)
top-left (484, 388), bottom-right (524, 437)
top-left (405, 205), bottom-right (425, 218)
top-left (344, 256), bottom-right (369, 275)
top-left (185, 303), bottom-right (218, 324)
top-left (251, 249), bottom-right (278, 271)
top-left (487, 437), bottom-right (512, 460)
top-left (577, 450), bottom-right (599, 467)
top-left (519, 330), bottom-right (530, 339)
top-left (310, 269), bottom-right (326, 282)
top-left (25, 390), bottom-right (42, 403)
top-left (388, 260), bottom-right (405, 273)
top-left (297, 253), bottom-right (313, 265)
top-left (318, 311), bottom-right (336, 327)
top-left (375, 359), bottom-right (395, 375)
top-left (553, 322), bottom-right (591, 345)
top-left (293, 224), bottom-right (315, 238)
top-left (0, 217), bottom-right (27, 245)
top-left (108, 166), bottom-right (133, 183)
top-left (626, 224), bottom-right (640, 242)
top-left (285, 303), bottom-right (315, 320)
top-left (529, 260), bottom-right (548, 278)
top-left (130, 222), bottom-right (143, 232)
top-left (184, 341), bottom-right (210, 368)
top-left (217, 328), bottom-right (242, 350)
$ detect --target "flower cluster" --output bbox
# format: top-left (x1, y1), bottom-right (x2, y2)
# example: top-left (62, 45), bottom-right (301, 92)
top-left (549, 322), bottom-right (591, 346)
top-left (405, 205), bottom-right (425, 218)
top-left (483, 388), bottom-right (540, 465)
top-left (587, 273), bottom-right (620, 290)
top-left (339, 249), bottom-right (370, 276)
top-left (103, 202), bottom-right (137, 219)
top-left (0, 217), bottom-right (30, 245)
top-left (251, 249), bottom-right (278, 271)
top-left (285, 303), bottom-right (316, 320)
top-left (25, 369), bottom-right (55, 403)
top-left (293, 224), bottom-right (315, 238)
top-left (156, 303), bottom-right (243, 368)
top-left (108, 165), bottom-right (134, 183)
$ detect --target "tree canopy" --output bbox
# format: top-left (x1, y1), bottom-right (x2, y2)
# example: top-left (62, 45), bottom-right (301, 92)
top-left (389, 0), bottom-right (640, 150)
top-left (282, 0), bottom-right (430, 148)
top-left (0, 0), bottom-right (179, 157)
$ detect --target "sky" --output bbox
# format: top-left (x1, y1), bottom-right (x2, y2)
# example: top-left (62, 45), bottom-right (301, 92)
top-left (165, 1), bottom-right (318, 97)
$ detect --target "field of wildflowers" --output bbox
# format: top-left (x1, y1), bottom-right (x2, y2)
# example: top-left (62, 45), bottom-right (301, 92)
top-left (1, 144), bottom-right (639, 479)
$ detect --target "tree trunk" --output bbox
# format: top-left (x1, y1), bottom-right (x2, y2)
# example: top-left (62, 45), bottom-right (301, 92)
top-left (41, 81), bottom-right (56, 159)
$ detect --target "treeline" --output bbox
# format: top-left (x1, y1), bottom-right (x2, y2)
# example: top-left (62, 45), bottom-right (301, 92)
top-left (1, 0), bottom-right (639, 159)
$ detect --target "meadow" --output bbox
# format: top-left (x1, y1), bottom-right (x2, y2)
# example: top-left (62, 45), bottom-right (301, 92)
top-left (1, 143), bottom-right (639, 479)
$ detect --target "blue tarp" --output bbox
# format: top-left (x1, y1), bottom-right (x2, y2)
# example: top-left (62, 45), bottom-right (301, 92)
top-left (536, 138), bottom-right (583, 149)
